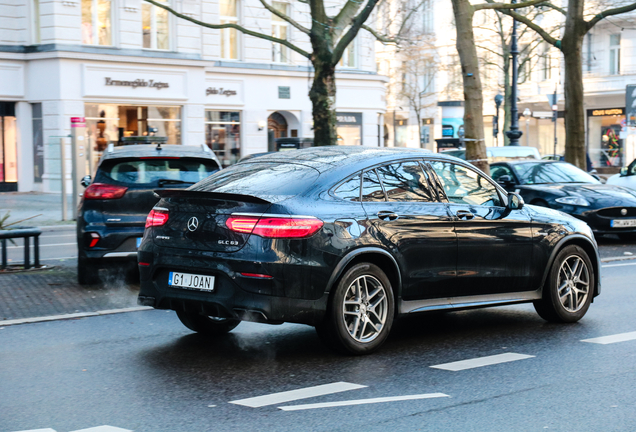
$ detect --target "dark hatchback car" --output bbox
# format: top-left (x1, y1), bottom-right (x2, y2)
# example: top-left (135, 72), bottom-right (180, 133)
top-left (490, 160), bottom-right (636, 240)
top-left (138, 147), bottom-right (600, 354)
top-left (77, 144), bottom-right (221, 284)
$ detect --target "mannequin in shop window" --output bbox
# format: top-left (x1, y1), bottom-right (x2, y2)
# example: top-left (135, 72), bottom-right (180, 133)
top-left (601, 127), bottom-right (620, 167)
top-left (96, 110), bottom-right (108, 151)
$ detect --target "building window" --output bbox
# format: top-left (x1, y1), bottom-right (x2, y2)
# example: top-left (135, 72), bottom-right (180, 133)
top-left (609, 34), bottom-right (620, 75)
top-left (82, 0), bottom-right (112, 46)
top-left (205, 111), bottom-right (241, 166)
top-left (541, 43), bottom-right (551, 81)
top-left (142, 0), bottom-right (170, 50)
top-left (221, 0), bottom-right (239, 60)
top-left (422, 0), bottom-right (433, 34)
top-left (271, 1), bottom-right (290, 63)
top-left (32, 0), bottom-right (41, 43)
top-left (32, 103), bottom-right (43, 183)
top-left (422, 66), bottom-right (434, 94)
top-left (339, 39), bottom-right (357, 68)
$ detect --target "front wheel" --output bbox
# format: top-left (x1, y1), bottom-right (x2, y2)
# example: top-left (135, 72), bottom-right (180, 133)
top-left (534, 245), bottom-right (594, 323)
top-left (316, 263), bottom-right (395, 355)
top-left (176, 311), bottom-right (240, 336)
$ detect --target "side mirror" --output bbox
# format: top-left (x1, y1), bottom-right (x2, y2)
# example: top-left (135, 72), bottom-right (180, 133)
top-left (507, 192), bottom-right (524, 211)
top-left (81, 175), bottom-right (91, 188)
top-left (621, 167), bottom-right (628, 177)
top-left (496, 175), bottom-right (515, 189)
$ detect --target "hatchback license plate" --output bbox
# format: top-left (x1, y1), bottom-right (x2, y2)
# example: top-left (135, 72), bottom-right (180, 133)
top-left (169, 272), bottom-right (215, 291)
top-left (136, 237), bottom-right (142, 248)
top-left (611, 219), bottom-right (636, 228)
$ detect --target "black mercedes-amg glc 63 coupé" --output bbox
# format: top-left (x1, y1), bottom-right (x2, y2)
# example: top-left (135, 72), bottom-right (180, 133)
top-left (137, 147), bottom-right (600, 355)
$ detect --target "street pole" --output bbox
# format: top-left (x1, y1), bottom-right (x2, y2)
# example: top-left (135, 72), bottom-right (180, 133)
top-left (506, 0), bottom-right (523, 146)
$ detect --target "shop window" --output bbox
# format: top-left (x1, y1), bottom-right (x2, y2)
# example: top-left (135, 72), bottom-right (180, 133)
top-left (609, 34), bottom-right (620, 75)
top-left (271, 2), bottom-right (290, 63)
top-left (336, 112), bottom-right (362, 145)
top-left (82, 0), bottom-right (112, 46)
top-left (32, 103), bottom-right (43, 183)
top-left (339, 38), bottom-right (357, 68)
top-left (142, 0), bottom-right (170, 50)
top-left (205, 111), bottom-right (241, 167)
top-left (221, 0), bottom-right (239, 60)
top-left (587, 109), bottom-right (625, 168)
top-left (0, 103), bottom-right (17, 188)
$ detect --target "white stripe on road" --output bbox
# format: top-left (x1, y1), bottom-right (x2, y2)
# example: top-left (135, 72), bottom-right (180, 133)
top-left (230, 382), bottom-right (366, 408)
top-left (430, 353), bottom-right (535, 371)
top-left (11, 429), bottom-right (57, 432)
top-left (278, 393), bottom-right (450, 411)
top-left (71, 426), bottom-right (132, 432)
top-left (602, 262), bottom-right (636, 268)
top-left (5, 242), bottom-right (76, 249)
top-left (581, 331), bottom-right (636, 345)
top-left (0, 307), bottom-right (152, 327)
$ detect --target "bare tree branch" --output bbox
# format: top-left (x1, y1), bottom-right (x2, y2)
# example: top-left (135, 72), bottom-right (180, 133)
top-left (485, 0), bottom-right (559, 47)
top-left (362, 24), bottom-right (396, 43)
top-left (333, 0), bottom-right (382, 64)
top-left (538, 2), bottom-right (566, 15)
top-left (143, 0), bottom-right (311, 58)
top-left (586, 2), bottom-right (636, 30)
top-left (333, 0), bottom-right (363, 40)
top-left (474, 0), bottom-right (547, 11)
top-left (257, 0), bottom-right (310, 35)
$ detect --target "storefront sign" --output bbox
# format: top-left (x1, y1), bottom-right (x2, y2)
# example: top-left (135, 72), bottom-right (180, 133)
top-left (278, 86), bottom-right (291, 99)
top-left (104, 77), bottom-right (169, 90)
top-left (206, 87), bottom-right (237, 97)
top-left (336, 112), bottom-right (362, 125)
top-left (589, 108), bottom-right (624, 117)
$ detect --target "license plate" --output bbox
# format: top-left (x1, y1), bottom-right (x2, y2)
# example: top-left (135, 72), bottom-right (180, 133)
top-left (611, 219), bottom-right (636, 228)
top-left (168, 272), bottom-right (215, 291)
top-left (136, 237), bottom-right (142, 248)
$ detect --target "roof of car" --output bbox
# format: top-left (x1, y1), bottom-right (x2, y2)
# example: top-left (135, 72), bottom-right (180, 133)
top-left (100, 144), bottom-right (217, 161)
top-left (237, 146), bottom-right (455, 174)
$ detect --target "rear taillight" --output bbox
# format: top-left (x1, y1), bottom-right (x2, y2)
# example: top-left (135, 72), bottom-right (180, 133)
top-left (145, 209), bottom-right (169, 228)
top-left (84, 183), bottom-right (128, 200)
top-left (226, 216), bottom-right (323, 239)
top-left (85, 232), bottom-right (100, 248)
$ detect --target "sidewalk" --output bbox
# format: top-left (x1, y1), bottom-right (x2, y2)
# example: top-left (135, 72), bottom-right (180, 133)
top-left (0, 267), bottom-right (140, 322)
top-left (0, 192), bottom-right (74, 227)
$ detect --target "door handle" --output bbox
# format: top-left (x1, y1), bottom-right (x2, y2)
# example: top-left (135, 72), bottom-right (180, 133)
top-left (377, 210), bottom-right (399, 221)
top-left (456, 210), bottom-right (474, 220)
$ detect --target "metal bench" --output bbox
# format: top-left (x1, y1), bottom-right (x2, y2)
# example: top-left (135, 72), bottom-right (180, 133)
top-left (0, 228), bottom-right (42, 270)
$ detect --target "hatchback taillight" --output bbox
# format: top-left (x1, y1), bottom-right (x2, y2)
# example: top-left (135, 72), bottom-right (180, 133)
top-left (146, 209), bottom-right (169, 228)
top-left (84, 183), bottom-right (128, 200)
top-left (226, 216), bottom-right (323, 239)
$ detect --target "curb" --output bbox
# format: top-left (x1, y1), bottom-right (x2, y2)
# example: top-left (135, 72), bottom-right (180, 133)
top-left (0, 306), bottom-right (153, 327)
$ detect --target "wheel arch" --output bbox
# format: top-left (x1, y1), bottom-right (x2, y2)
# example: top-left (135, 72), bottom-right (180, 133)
top-left (325, 247), bottom-right (402, 301)
top-left (541, 234), bottom-right (601, 298)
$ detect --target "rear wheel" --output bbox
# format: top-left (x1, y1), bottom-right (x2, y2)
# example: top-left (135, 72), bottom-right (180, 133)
top-left (77, 255), bottom-right (100, 285)
top-left (316, 263), bottom-right (395, 355)
top-left (176, 311), bottom-right (240, 336)
top-left (534, 245), bottom-right (594, 323)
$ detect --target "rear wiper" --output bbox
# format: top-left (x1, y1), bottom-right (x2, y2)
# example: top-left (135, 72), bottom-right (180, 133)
top-left (157, 179), bottom-right (195, 187)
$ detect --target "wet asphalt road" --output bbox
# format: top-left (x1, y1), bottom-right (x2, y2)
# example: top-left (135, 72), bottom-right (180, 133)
top-left (2, 261), bottom-right (636, 432)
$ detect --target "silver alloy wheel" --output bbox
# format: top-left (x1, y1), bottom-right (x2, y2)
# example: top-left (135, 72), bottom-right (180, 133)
top-left (557, 255), bottom-right (590, 313)
top-left (342, 275), bottom-right (389, 343)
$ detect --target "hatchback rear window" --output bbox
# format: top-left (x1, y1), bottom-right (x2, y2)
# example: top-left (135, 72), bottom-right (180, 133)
top-left (96, 158), bottom-right (220, 186)
top-left (190, 162), bottom-right (320, 198)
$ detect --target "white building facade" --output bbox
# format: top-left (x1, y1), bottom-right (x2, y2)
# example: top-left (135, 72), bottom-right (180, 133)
top-left (0, 0), bottom-right (387, 193)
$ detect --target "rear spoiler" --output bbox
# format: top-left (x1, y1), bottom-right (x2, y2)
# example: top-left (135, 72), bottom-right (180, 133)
top-left (154, 189), bottom-right (271, 204)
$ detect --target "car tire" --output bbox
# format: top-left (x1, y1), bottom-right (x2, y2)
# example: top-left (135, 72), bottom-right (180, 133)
top-left (533, 245), bottom-right (594, 323)
top-left (316, 263), bottom-right (395, 355)
top-left (176, 311), bottom-right (240, 336)
top-left (77, 255), bottom-right (100, 285)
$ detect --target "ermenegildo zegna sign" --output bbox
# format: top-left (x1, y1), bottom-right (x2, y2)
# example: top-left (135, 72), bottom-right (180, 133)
top-left (104, 77), bottom-right (170, 90)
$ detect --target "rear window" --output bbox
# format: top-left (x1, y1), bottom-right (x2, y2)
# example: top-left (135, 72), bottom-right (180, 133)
top-left (190, 162), bottom-right (320, 198)
top-left (96, 158), bottom-right (220, 186)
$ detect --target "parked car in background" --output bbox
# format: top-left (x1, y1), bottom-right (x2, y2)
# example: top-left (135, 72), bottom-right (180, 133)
top-left (491, 160), bottom-right (636, 240)
top-left (77, 144), bottom-right (221, 284)
top-left (542, 154), bottom-right (565, 161)
top-left (606, 158), bottom-right (636, 191)
top-left (442, 146), bottom-right (541, 162)
top-left (137, 146), bottom-right (600, 355)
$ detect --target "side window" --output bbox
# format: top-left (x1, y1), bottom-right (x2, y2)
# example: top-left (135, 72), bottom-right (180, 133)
top-left (375, 162), bottom-right (436, 202)
top-left (490, 165), bottom-right (515, 183)
top-left (361, 169), bottom-right (385, 202)
top-left (429, 161), bottom-right (502, 207)
top-left (334, 174), bottom-right (361, 201)
top-left (629, 159), bottom-right (636, 176)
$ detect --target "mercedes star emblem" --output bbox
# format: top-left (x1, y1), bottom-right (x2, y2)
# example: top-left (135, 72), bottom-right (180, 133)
top-left (187, 216), bottom-right (199, 232)
top-left (621, 208), bottom-right (628, 216)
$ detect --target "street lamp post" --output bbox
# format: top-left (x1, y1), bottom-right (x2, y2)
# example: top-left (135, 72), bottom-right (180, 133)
top-left (494, 94), bottom-right (503, 146)
top-left (506, 0), bottom-right (523, 146)
top-left (523, 108), bottom-right (531, 147)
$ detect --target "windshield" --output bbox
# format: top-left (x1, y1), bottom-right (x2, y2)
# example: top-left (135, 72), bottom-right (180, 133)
top-left (96, 158), bottom-right (220, 186)
top-left (513, 162), bottom-right (599, 185)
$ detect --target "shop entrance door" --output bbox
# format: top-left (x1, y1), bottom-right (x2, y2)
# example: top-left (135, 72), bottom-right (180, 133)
top-left (0, 102), bottom-right (17, 191)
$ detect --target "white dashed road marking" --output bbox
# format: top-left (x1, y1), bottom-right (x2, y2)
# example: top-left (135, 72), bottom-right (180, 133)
top-left (430, 353), bottom-right (535, 371)
top-left (229, 382), bottom-right (366, 408)
top-left (581, 331), bottom-right (636, 345)
top-left (12, 427), bottom-right (131, 432)
top-left (11, 429), bottom-right (57, 432)
top-left (278, 393), bottom-right (450, 411)
top-left (602, 262), bottom-right (636, 268)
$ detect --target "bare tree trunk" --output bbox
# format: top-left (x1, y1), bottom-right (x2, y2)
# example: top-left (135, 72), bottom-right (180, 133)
top-left (309, 60), bottom-right (338, 147)
top-left (451, 0), bottom-right (489, 174)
